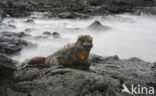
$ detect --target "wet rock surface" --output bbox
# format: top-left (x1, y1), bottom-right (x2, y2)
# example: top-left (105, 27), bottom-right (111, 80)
top-left (24, 28), bottom-right (35, 33)
top-left (0, 1), bottom-right (31, 18)
top-left (0, 54), bottom-right (17, 79)
top-left (52, 32), bottom-right (60, 38)
top-left (0, 0), bottom-right (156, 18)
top-left (0, 0), bottom-right (155, 95)
top-left (43, 31), bottom-right (52, 35)
top-left (0, 31), bottom-right (28, 38)
top-left (152, 62), bottom-right (156, 69)
top-left (25, 18), bottom-right (34, 23)
top-left (141, 7), bottom-right (156, 15)
top-left (88, 21), bottom-right (111, 31)
top-left (0, 23), bottom-right (17, 29)
top-left (0, 55), bottom-right (155, 96)
top-left (58, 12), bottom-right (90, 19)
top-left (43, 31), bottom-right (60, 38)
top-left (58, 12), bottom-right (75, 19)
top-left (0, 31), bottom-right (32, 54)
top-left (0, 54), bottom-right (17, 96)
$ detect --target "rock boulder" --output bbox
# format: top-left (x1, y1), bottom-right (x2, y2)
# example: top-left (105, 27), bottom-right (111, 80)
top-left (88, 21), bottom-right (111, 31)
top-left (7, 55), bottom-right (156, 96)
top-left (0, 31), bottom-right (32, 54)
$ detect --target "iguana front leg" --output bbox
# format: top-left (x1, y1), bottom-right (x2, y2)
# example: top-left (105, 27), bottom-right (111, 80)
top-left (45, 55), bottom-right (61, 67)
top-left (57, 56), bottom-right (73, 67)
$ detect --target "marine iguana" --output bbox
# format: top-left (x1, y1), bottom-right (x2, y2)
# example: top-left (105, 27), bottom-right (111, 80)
top-left (21, 35), bottom-right (93, 70)
top-left (45, 35), bottom-right (93, 70)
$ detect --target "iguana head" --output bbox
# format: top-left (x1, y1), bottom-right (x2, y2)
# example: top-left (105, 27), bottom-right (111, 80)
top-left (72, 35), bottom-right (93, 60)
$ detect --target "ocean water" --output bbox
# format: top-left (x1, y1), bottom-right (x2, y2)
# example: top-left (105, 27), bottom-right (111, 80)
top-left (1, 13), bottom-right (156, 63)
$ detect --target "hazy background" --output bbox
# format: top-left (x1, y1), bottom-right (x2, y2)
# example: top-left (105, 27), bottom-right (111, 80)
top-left (1, 13), bottom-right (156, 62)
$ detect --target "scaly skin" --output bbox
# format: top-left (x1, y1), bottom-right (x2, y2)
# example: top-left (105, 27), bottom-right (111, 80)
top-left (45, 35), bottom-right (93, 70)
top-left (20, 57), bottom-right (46, 68)
top-left (21, 35), bottom-right (93, 70)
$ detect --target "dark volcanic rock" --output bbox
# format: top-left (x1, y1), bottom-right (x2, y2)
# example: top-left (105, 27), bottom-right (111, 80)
top-left (90, 56), bottom-right (155, 84)
top-left (0, 0), bottom-right (155, 18)
top-left (0, 54), bottom-right (17, 79)
top-left (24, 28), bottom-right (35, 32)
top-left (58, 12), bottom-right (90, 19)
top-left (93, 6), bottom-right (110, 15)
top-left (13, 67), bottom-right (121, 96)
top-left (152, 62), bottom-right (156, 69)
top-left (43, 31), bottom-right (52, 35)
top-left (90, 55), bottom-right (119, 63)
top-left (142, 7), bottom-right (156, 15)
top-left (0, 54), bottom-right (22, 96)
top-left (25, 18), bottom-right (34, 23)
top-left (0, 9), bottom-right (7, 19)
top-left (0, 1), bottom-right (31, 18)
top-left (104, 55), bottom-right (119, 61)
top-left (43, 31), bottom-right (60, 38)
top-left (5, 55), bottom-right (155, 96)
top-left (34, 36), bottom-right (49, 40)
top-left (154, 70), bottom-right (156, 77)
top-left (52, 32), bottom-right (60, 38)
top-left (87, 0), bottom-right (155, 14)
top-left (5, 8), bottom-right (30, 18)
top-left (1, 31), bottom-right (28, 38)
top-left (58, 12), bottom-right (75, 19)
top-left (73, 12), bottom-right (90, 18)
top-left (89, 54), bottom-right (105, 63)
top-left (88, 21), bottom-right (111, 31)
top-left (0, 31), bottom-right (32, 54)
top-left (13, 68), bottom-right (40, 82)
top-left (8, 24), bottom-right (17, 29)
top-left (0, 23), bottom-right (17, 29)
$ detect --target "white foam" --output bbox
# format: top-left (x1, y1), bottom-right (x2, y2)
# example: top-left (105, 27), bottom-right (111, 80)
top-left (1, 14), bottom-right (156, 62)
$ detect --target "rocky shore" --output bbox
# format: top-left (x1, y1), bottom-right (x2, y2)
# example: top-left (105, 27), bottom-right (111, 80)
top-left (0, 12), bottom-right (155, 96)
top-left (0, 30), bottom-right (155, 96)
top-left (0, 31), bottom-right (33, 55)
top-left (0, 0), bottom-right (156, 19)
top-left (0, 0), bottom-right (156, 96)
top-left (0, 54), bottom-right (156, 96)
